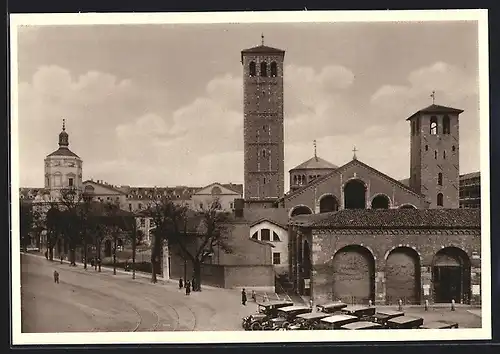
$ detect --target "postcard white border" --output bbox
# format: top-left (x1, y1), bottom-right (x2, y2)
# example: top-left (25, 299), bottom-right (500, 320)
top-left (10, 9), bottom-right (491, 345)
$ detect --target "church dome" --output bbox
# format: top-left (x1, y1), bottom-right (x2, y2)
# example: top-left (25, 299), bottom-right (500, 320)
top-left (46, 119), bottom-right (80, 158)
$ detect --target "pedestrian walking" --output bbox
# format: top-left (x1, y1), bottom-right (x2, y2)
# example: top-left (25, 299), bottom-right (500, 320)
top-left (185, 281), bottom-right (191, 295)
top-left (252, 290), bottom-right (256, 302)
top-left (191, 276), bottom-right (196, 292)
top-left (179, 278), bottom-right (184, 289)
top-left (60, 254), bottom-right (64, 264)
top-left (45, 250), bottom-right (48, 259)
top-left (242, 288), bottom-right (247, 306)
top-left (53, 270), bottom-right (59, 284)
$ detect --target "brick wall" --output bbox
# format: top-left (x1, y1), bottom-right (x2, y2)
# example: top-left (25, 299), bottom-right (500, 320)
top-left (224, 265), bottom-right (275, 289)
top-left (309, 228), bottom-right (480, 305)
top-left (285, 160), bottom-right (427, 214)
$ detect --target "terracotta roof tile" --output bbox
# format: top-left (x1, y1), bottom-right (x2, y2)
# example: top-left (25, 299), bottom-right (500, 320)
top-left (289, 209), bottom-right (480, 229)
top-left (406, 104), bottom-right (464, 121)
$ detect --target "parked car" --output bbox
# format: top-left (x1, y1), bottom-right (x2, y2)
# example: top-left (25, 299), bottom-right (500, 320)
top-left (316, 301), bottom-right (348, 314)
top-left (420, 321), bottom-right (459, 329)
top-left (341, 305), bottom-right (376, 320)
top-left (287, 312), bottom-right (333, 330)
top-left (241, 300), bottom-right (294, 331)
top-left (318, 314), bottom-right (359, 330)
top-left (264, 305), bottom-right (312, 330)
top-left (340, 321), bottom-right (383, 330)
top-left (386, 315), bottom-right (424, 329)
top-left (372, 310), bottom-right (405, 327)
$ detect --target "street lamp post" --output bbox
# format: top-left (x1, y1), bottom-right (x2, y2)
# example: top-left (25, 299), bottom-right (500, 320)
top-left (129, 204), bottom-right (136, 280)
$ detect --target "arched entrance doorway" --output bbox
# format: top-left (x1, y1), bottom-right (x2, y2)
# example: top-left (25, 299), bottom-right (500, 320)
top-left (432, 247), bottom-right (471, 304)
top-left (344, 179), bottom-right (366, 209)
top-left (332, 245), bottom-right (375, 304)
top-left (399, 204), bottom-right (416, 209)
top-left (319, 195), bottom-right (339, 213)
top-left (290, 205), bottom-right (313, 217)
top-left (385, 247), bottom-right (421, 305)
top-left (371, 194), bottom-right (390, 209)
top-left (104, 239), bottom-right (112, 257)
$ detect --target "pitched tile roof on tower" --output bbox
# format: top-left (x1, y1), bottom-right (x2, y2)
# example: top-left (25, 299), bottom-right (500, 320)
top-left (47, 147), bottom-right (80, 158)
top-left (289, 209), bottom-right (480, 229)
top-left (290, 156), bottom-right (338, 171)
top-left (406, 104), bottom-right (464, 121)
top-left (241, 45), bottom-right (285, 55)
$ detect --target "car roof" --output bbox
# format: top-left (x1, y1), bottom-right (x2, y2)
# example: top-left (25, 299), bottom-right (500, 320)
top-left (296, 312), bottom-right (332, 320)
top-left (279, 305), bottom-right (311, 312)
top-left (257, 300), bottom-right (294, 306)
top-left (375, 310), bottom-right (404, 316)
top-left (388, 315), bottom-right (423, 324)
top-left (318, 302), bottom-right (347, 308)
top-left (343, 305), bottom-right (371, 311)
top-left (341, 321), bottom-right (382, 329)
top-left (321, 314), bottom-right (358, 323)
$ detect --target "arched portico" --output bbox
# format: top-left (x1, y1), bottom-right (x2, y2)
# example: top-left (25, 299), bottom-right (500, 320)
top-left (432, 247), bottom-right (471, 304)
top-left (385, 246), bottom-right (421, 305)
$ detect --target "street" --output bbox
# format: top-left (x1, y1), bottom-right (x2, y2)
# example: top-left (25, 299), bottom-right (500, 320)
top-left (20, 253), bottom-right (482, 333)
top-left (20, 254), bottom-right (258, 332)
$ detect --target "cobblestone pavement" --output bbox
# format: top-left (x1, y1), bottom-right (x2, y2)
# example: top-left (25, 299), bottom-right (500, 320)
top-left (20, 253), bottom-right (482, 332)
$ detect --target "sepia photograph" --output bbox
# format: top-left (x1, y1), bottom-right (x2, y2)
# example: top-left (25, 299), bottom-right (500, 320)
top-left (10, 9), bottom-right (491, 345)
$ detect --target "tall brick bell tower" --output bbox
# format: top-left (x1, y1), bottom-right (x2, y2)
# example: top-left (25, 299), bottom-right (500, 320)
top-left (407, 96), bottom-right (464, 209)
top-left (241, 36), bottom-right (285, 208)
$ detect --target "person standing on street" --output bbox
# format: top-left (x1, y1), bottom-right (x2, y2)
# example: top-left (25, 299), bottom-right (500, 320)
top-left (242, 288), bottom-right (247, 306)
top-left (185, 280), bottom-right (191, 295)
top-left (179, 278), bottom-right (184, 289)
top-left (53, 270), bottom-right (59, 284)
top-left (191, 276), bottom-right (196, 292)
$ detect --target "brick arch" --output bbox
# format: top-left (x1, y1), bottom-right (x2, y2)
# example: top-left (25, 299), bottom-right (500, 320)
top-left (318, 193), bottom-right (340, 213)
top-left (370, 193), bottom-right (392, 209)
top-left (289, 204), bottom-right (313, 217)
top-left (342, 177), bottom-right (368, 209)
top-left (384, 246), bottom-right (422, 305)
top-left (432, 246), bottom-right (471, 304)
top-left (331, 244), bottom-right (376, 304)
top-left (399, 203), bottom-right (417, 209)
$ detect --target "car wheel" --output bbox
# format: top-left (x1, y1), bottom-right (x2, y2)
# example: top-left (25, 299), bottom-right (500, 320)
top-left (250, 322), bottom-right (262, 331)
top-left (282, 322), bottom-right (290, 329)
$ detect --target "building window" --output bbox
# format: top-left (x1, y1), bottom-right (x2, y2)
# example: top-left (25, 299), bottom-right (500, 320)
top-left (140, 218), bottom-right (145, 227)
top-left (437, 193), bottom-right (444, 206)
top-left (249, 61), bottom-right (256, 77)
top-left (260, 62), bottom-right (268, 77)
top-left (262, 149), bottom-right (266, 158)
top-left (434, 151), bottom-right (438, 159)
top-left (230, 202), bottom-right (234, 209)
top-left (293, 175), bottom-right (298, 184)
top-left (263, 177), bottom-right (266, 184)
top-left (68, 178), bottom-right (74, 187)
top-left (261, 229), bottom-right (271, 241)
top-left (251, 232), bottom-right (258, 240)
top-left (443, 115), bottom-right (451, 134)
top-left (430, 116), bottom-right (438, 135)
top-left (438, 173), bottom-right (443, 186)
top-left (272, 231), bottom-right (281, 242)
top-left (270, 62), bottom-right (278, 77)
top-left (425, 145), bottom-right (428, 151)
top-left (273, 252), bottom-right (281, 265)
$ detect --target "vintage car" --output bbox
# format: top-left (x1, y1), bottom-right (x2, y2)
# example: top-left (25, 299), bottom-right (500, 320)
top-left (386, 315), bottom-right (424, 329)
top-left (318, 314), bottom-right (359, 330)
top-left (241, 300), bottom-right (294, 330)
top-left (316, 301), bottom-right (348, 314)
top-left (287, 312), bottom-right (333, 330)
top-left (420, 321), bottom-right (459, 329)
top-left (341, 305), bottom-right (376, 320)
top-left (340, 321), bottom-right (383, 330)
top-left (264, 305), bottom-right (312, 330)
top-left (372, 310), bottom-right (405, 326)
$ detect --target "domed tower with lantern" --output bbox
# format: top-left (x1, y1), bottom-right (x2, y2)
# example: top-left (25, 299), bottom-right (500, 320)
top-left (44, 119), bottom-right (83, 200)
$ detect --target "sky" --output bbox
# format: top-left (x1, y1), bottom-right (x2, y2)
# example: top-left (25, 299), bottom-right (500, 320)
top-left (15, 20), bottom-right (481, 190)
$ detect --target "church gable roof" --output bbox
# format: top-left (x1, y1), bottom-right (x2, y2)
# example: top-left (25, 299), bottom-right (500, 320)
top-left (283, 158), bottom-right (423, 202)
top-left (290, 209), bottom-right (480, 229)
top-left (249, 218), bottom-right (288, 230)
top-left (406, 104), bottom-right (464, 121)
top-left (290, 156), bottom-right (338, 171)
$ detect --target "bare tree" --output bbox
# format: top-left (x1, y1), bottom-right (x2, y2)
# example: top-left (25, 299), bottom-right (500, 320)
top-left (146, 195), bottom-right (232, 290)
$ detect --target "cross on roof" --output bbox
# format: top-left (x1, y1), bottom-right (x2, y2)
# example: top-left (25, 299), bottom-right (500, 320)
top-left (261, 33), bottom-right (265, 45)
top-left (430, 90), bottom-right (436, 104)
top-left (352, 146), bottom-right (358, 160)
top-left (313, 140), bottom-right (317, 158)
